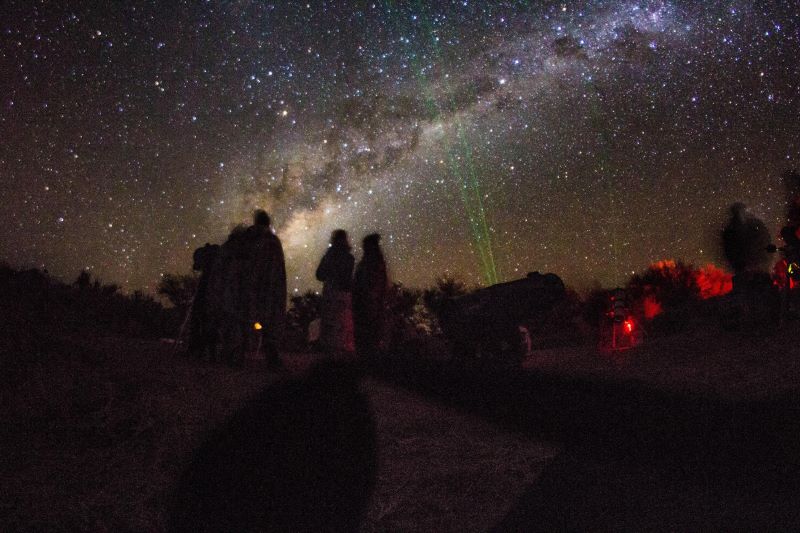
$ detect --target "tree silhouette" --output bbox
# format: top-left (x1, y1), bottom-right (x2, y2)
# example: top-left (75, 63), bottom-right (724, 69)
top-left (626, 260), bottom-right (700, 311)
top-left (156, 273), bottom-right (198, 311)
top-left (287, 290), bottom-right (322, 337)
top-left (422, 274), bottom-right (471, 321)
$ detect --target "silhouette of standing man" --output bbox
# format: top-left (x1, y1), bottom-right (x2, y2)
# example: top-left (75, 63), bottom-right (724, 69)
top-left (245, 209), bottom-right (287, 369)
top-left (188, 243), bottom-right (220, 359)
top-left (353, 233), bottom-right (389, 358)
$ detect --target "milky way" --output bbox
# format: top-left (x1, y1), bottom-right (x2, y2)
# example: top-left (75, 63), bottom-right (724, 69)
top-left (2, 1), bottom-right (799, 294)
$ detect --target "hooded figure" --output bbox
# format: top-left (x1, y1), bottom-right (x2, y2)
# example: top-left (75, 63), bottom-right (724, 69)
top-left (315, 229), bottom-right (355, 354)
top-left (209, 210), bottom-right (286, 366)
top-left (244, 210), bottom-right (287, 367)
top-left (353, 233), bottom-right (389, 357)
top-left (721, 203), bottom-right (771, 277)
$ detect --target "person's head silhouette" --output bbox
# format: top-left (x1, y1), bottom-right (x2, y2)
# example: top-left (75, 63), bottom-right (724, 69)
top-left (331, 229), bottom-right (350, 250)
top-left (362, 233), bottom-right (380, 253)
top-left (253, 209), bottom-right (270, 227)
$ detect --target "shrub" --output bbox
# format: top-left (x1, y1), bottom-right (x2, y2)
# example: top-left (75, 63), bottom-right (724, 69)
top-left (422, 274), bottom-right (471, 323)
top-left (286, 290), bottom-right (322, 345)
top-left (156, 273), bottom-right (198, 312)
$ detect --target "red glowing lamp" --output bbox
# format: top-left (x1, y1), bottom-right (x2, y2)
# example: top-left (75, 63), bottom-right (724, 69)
top-left (623, 319), bottom-right (634, 334)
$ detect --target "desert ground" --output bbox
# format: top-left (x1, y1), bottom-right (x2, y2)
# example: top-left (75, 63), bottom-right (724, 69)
top-left (3, 323), bottom-right (800, 531)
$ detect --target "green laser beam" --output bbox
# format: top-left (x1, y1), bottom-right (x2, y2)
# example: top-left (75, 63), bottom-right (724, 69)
top-left (385, 0), bottom-right (499, 284)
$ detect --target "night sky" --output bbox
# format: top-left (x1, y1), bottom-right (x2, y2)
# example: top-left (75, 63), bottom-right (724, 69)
top-left (2, 1), bottom-right (799, 294)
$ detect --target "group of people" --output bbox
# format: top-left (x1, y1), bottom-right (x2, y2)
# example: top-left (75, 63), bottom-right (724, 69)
top-left (188, 209), bottom-right (287, 367)
top-left (316, 229), bottom-right (389, 359)
top-left (187, 209), bottom-right (389, 367)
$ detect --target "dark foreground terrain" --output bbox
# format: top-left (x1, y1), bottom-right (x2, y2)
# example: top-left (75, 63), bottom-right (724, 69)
top-left (1, 335), bottom-right (553, 531)
top-left (3, 324), bottom-right (800, 530)
top-left (381, 326), bottom-right (800, 530)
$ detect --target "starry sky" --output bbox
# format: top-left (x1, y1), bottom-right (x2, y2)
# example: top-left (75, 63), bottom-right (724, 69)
top-left (2, 1), bottom-right (799, 294)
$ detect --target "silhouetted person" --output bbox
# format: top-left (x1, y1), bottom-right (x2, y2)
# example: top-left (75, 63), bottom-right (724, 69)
top-left (245, 209), bottom-right (287, 369)
top-left (315, 229), bottom-right (355, 355)
top-left (721, 203), bottom-right (778, 329)
top-left (245, 209), bottom-right (286, 367)
top-left (207, 225), bottom-right (248, 364)
top-left (775, 225), bottom-right (800, 317)
top-left (188, 243), bottom-right (220, 359)
top-left (721, 202), bottom-right (771, 290)
top-left (780, 225), bottom-right (800, 265)
top-left (169, 359), bottom-right (377, 532)
top-left (209, 211), bottom-right (286, 367)
top-left (353, 233), bottom-right (389, 359)
top-left (772, 226), bottom-right (800, 284)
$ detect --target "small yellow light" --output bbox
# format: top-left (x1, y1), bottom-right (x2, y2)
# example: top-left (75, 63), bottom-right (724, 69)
top-left (253, 322), bottom-right (263, 330)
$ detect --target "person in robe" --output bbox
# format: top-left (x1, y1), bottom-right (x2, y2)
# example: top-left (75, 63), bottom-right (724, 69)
top-left (209, 210), bottom-right (286, 367)
top-left (353, 233), bottom-right (388, 358)
top-left (188, 243), bottom-right (220, 359)
top-left (315, 229), bottom-right (355, 355)
top-left (243, 209), bottom-right (287, 369)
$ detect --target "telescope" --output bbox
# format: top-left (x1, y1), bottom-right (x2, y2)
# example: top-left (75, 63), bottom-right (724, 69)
top-left (439, 272), bottom-right (566, 365)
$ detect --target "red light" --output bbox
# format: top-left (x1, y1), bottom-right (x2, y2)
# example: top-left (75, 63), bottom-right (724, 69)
top-left (623, 319), bottom-right (634, 334)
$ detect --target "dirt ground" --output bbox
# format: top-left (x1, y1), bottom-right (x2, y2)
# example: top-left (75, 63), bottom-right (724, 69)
top-left (361, 380), bottom-right (557, 532)
top-left (523, 323), bottom-right (800, 400)
top-left (5, 323), bottom-right (800, 530)
top-left (1, 337), bottom-right (558, 531)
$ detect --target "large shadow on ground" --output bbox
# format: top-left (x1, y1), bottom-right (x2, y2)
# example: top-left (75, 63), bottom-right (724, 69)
top-left (374, 346), bottom-right (800, 530)
top-left (169, 360), bottom-right (376, 532)
top-left (493, 443), bottom-right (800, 531)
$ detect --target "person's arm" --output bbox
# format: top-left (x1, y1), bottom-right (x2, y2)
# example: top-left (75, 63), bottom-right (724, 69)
top-left (276, 244), bottom-right (287, 318)
top-left (276, 250), bottom-right (287, 335)
top-left (353, 263), bottom-right (364, 295)
top-left (343, 254), bottom-right (355, 290)
top-left (376, 263), bottom-right (388, 303)
top-left (315, 251), bottom-right (329, 282)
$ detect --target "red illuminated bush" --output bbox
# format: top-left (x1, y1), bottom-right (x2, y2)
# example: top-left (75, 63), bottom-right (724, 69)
top-left (625, 260), bottom-right (733, 327)
top-left (695, 263), bottom-right (734, 299)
